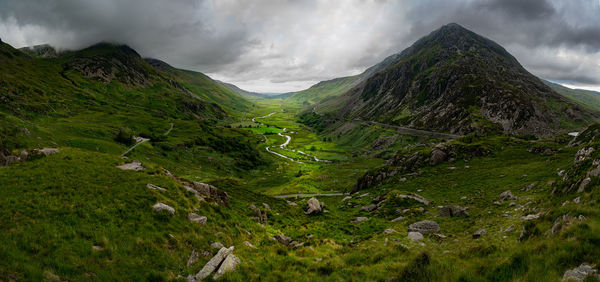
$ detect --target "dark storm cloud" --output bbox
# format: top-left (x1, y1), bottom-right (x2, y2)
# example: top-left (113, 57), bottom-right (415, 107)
top-left (0, 0), bottom-right (599, 92)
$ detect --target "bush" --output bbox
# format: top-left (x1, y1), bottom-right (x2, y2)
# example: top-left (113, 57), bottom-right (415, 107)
top-left (115, 128), bottom-right (134, 145)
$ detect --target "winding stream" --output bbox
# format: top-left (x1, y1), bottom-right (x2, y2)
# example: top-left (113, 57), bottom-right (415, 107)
top-left (253, 112), bottom-right (329, 163)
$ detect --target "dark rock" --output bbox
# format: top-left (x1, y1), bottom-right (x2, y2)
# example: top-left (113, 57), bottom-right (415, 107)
top-left (360, 204), bottom-right (378, 212)
top-left (438, 205), bottom-right (469, 217)
top-left (275, 234), bottom-right (293, 246)
top-left (472, 229), bottom-right (487, 239)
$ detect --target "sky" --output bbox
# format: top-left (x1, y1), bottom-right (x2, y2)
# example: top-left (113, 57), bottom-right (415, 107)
top-left (0, 0), bottom-right (599, 93)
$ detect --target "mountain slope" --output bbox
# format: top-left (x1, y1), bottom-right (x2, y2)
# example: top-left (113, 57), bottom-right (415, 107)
top-left (543, 80), bottom-right (600, 112)
top-left (318, 23), bottom-right (595, 136)
top-left (286, 75), bottom-right (362, 105)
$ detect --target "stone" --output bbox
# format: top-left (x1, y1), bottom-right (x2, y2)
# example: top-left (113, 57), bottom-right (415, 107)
top-left (92, 245), bottom-right (104, 251)
top-left (578, 177), bottom-right (591, 193)
top-left (341, 196), bottom-right (352, 202)
top-left (396, 194), bottom-right (431, 205)
top-left (147, 183), bottom-right (167, 191)
top-left (433, 233), bottom-right (447, 239)
top-left (391, 216), bottom-right (405, 222)
top-left (262, 203), bottom-right (271, 210)
top-left (211, 242), bottom-right (225, 249)
top-left (360, 204), bottom-right (378, 212)
top-left (351, 217), bottom-right (369, 224)
top-left (38, 148), bottom-right (60, 156)
top-left (562, 263), bottom-right (599, 281)
top-left (384, 228), bottom-right (397, 234)
top-left (190, 246), bottom-right (234, 281)
top-left (117, 160), bottom-right (144, 171)
top-left (19, 150), bottom-right (29, 161)
top-left (184, 186), bottom-right (206, 202)
top-left (407, 232), bottom-right (424, 241)
top-left (213, 254), bottom-right (240, 279)
top-left (520, 213), bottom-right (542, 221)
top-left (430, 144), bottom-right (448, 165)
top-left (187, 250), bottom-right (199, 266)
top-left (243, 241), bottom-right (257, 249)
top-left (573, 197), bottom-right (581, 204)
top-left (305, 197), bottom-right (324, 215)
top-left (254, 208), bottom-right (268, 224)
top-left (503, 225), bottom-right (514, 233)
top-left (408, 221), bottom-right (440, 234)
top-left (286, 200), bottom-right (298, 206)
top-left (438, 205), bottom-right (469, 217)
top-left (472, 229), bottom-right (487, 239)
top-left (152, 202), bottom-right (174, 216)
top-left (188, 213), bottom-right (207, 224)
top-left (499, 190), bottom-right (517, 201)
top-left (275, 234), bottom-right (293, 246)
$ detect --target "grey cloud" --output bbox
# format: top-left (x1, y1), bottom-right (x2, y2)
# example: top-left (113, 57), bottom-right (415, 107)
top-left (0, 0), bottom-right (599, 92)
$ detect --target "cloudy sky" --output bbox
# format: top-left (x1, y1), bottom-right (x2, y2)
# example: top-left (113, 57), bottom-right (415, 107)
top-left (1, 0), bottom-right (599, 93)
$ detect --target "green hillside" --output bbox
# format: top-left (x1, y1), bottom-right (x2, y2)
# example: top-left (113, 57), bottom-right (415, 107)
top-left (544, 79), bottom-right (600, 112)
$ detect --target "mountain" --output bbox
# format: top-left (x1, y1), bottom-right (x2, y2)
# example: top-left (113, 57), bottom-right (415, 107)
top-left (19, 44), bottom-right (59, 58)
top-left (312, 23), bottom-right (595, 136)
top-left (543, 79), bottom-right (600, 112)
top-left (286, 75), bottom-right (362, 105)
top-left (216, 80), bottom-right (269, 98)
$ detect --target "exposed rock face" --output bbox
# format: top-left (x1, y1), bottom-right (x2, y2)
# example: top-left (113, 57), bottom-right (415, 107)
top-left (152, 202), bottom-right (175, 216)
top-left (190, 246), bottom-right (234, 281)
top-left (562, 263), bottom-right (600, 281)
top-left (408, 220), bottom-right (440, 234)
top-left (117, 161), bottom-right (144, 171)
top-left (188, 213), bottom-right (207, 224)
top-left (438, 205), bottom-right (469, 217)
top-left (305, 197), bottom-right (324, 215)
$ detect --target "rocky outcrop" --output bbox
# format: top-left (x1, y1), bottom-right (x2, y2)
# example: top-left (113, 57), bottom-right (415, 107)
top-left (187, 182), bottom-right (230, 207)
top-left (213, 254), bottom-right (240, 279)
top-left (408, 220), bottom-right (440, 234)
top-left (305, 197), bottom-right (324, 215)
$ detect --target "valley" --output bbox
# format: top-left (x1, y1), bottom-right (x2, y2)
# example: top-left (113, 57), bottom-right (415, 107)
top-left (1, 23), bottom-right (600, 281)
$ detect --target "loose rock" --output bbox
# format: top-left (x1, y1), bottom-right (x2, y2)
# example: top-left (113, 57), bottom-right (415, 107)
top-left (152, 202), bottom-right (175, 216)
top-left (438, 205), bottom-right (469, 217)
top-left (305, 197), bottom-right (324, 215)
top-left (213, 254), bottom-right (240, 279)
top-left (499, 190), bottom-right (517, 201)
top-left (360, 204), bottom-right (378, 212)
top-left (188, 213), bottom-right (207, 224)
top-left (117, 160), bottom-right (144, 171)
top-left (562, 263), bottom-right (599, 281)
top-left (211, 242), bottom-right (224, 249)
top-left (472, 229), bottom-right (487, 239)
top-left (407, 232), bottom-right (424, 241)
top-left (190, 246), bottom-right (234, 281)
top-left (187, 250), bottom-right (199, 266)
top-left (351, 217), bottom-right (369, 224)
top-left (275, 234), bottom-right (293, 246)
top-left (408, 220), bottom-right (440, 234)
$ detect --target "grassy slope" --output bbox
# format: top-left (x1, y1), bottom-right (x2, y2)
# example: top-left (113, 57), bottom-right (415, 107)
top-left (544, 79), bottom-right (600, 112)
top-left (286, 75), bottom-right (360, 106)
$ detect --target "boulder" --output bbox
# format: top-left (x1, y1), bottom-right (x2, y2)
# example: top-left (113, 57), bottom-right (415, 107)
top-left (275, 234), bottom-right (293, 246)
top-left (360, 204), bottom-right (378, 212)
top-left (430, 144), bottom-right (448, 165)
top-left (19, 150), bottom-right (29, 161)
top-left (499, 190), bottom-right (517, 201)
top-left (472, 229), bottom-right (487, 239)
top-left (190, 182), bottom-right (230, 207)
top-left (562, 263), bottom-right (599, 281)
top-left (213, 254), bottom-right (240, 279)
top-left (408, 220), bottom-right (440, 234)
top-left (305, 197), bottom-right (324, 215)
top-left (188, 213), bottom-right (207, 224)
top-left (254, 208), bottom-right (268, 224)
top-left (117, 160), bottom-right (144, 171)
top-left (351, 217), bottom-right (369, 224)
top-left (147, 183), bottom-right (167, 191)
top-left (183, 186), bottom-right (206, 202)
top-left (152, 202), bottom-right (174, 216)
top-left (190, 246), bottom-right (234, 281)
top-left (438, 205), bottom-right (469, 217)
top-left (407, 232), bottom-right (424, 241)
top-left (262, 203), bottom-right (271, 210)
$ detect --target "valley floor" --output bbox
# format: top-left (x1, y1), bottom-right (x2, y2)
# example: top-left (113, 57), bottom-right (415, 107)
top-left (1, 97), bottom-right (599, 281)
